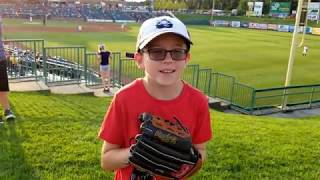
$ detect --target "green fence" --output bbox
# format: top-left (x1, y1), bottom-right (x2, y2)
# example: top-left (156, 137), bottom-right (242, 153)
top-left (117, 58), bottom-right (144, 86)
top-left (196, 68), bottom-right (212, 94)
top-left (85, 52), bottom-right (100, 86)
top-left (43, 46), bottom-right (86, 85)
top-left (210, 73), bottom-right (235, 101)
top-left (253, 84), bottom-right (320, 114)
top-left (182, 64), bottom-right (199, 87)
top-left (231, 83), bottom-right (255, 114)
top-left (3, 39), bottom-right (44, 80)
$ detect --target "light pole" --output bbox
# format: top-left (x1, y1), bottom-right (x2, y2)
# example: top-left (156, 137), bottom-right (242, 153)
top-left (210, 0), bottom-right (215, 26)
top-left (298, 0), bottom-right (311, 47)
top-left (282, 0), bottom-right (305, 110)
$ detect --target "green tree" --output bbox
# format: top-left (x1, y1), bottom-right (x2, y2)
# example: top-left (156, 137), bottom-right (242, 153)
top-left (237, 0), bottom-right (248, 15)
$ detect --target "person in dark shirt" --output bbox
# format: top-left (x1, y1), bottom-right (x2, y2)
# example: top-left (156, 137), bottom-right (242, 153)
top-left (0, 16), bottom-right (15, 123)
top-left (97, 44), bottom-right (112, 92)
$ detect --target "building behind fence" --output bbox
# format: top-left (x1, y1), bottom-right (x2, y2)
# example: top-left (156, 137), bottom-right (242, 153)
top-left (4, 39), bottom-right (320, 115)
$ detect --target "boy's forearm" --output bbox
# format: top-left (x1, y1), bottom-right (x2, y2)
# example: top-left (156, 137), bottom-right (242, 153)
top-left (101, 147), bottom-right (130, 171)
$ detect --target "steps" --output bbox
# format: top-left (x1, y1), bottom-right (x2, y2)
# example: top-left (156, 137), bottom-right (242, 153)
top-left (208, 97), bottom-right (231, 111)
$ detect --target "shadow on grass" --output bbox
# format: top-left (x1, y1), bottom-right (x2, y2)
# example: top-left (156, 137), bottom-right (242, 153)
top-left (0, 107), bottom-right (39, 179)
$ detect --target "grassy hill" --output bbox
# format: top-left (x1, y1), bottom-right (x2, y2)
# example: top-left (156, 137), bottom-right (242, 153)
top-left (1, 92), bottom-right (320, 179)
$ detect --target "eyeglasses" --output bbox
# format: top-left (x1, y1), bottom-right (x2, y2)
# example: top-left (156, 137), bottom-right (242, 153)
top-left (142, 48), bottom-right (188, 61)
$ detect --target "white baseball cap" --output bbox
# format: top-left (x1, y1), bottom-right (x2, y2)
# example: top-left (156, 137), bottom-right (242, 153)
top-left (136, 16), bottom-right (192, 51)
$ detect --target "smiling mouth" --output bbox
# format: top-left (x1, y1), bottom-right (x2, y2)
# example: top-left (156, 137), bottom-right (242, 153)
top-left (160, 69), bottom-right (176, 73)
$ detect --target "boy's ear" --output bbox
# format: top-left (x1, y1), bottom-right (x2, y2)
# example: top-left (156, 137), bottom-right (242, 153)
top-left (185, 53), bottom-right (191, 63)
top-left (134, 52), bottom-right (144, 69)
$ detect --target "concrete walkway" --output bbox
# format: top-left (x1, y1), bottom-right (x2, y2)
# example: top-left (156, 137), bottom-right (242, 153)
top-left (9, 80), bottom-right (49, 92)
top-left (267, 108), bottom-right (320, 119)
top-left (9, 80), bottom-right (116, 97)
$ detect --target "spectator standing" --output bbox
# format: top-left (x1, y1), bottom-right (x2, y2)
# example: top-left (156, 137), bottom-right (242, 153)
top-left (96, 44), bottom-right (112, 92)
top-left (0, 16), bottom-right (15, 123)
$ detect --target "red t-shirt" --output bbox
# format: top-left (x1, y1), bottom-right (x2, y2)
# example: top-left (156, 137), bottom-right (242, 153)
top-left (99, 78), bottom-right (212, 180)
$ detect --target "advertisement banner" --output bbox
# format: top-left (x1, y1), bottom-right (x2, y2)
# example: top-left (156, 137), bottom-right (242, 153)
top-left (312, 28), bottom-right (320, 35)
top-left (289, 25), bottom-right (295, 32)
top-left (256, 23), bottom-right (268, 30)
top-left (254, 2), bottom-right (264, 16)
top-left (306, 27), bottom-right (313, 34)
top-left (213, 20), bottom-right (230, 27)
top-left (277, 25), bottom-right (290, 32)
top-left (308, 3), bottom-right (320, 21)
top-left (270, 2), bottom-right (291, 18)
top-left (231, 21), bottom-right (241, 28)
top-left (241, 22), bottom-right (249, 28)
top-left (267, 24), bottom-right (278, 31)
top-left (249, 22), bottom-right (258, 29)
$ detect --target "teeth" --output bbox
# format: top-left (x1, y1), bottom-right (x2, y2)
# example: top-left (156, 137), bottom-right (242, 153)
top-left (161, 70), bottom-right (175, 73)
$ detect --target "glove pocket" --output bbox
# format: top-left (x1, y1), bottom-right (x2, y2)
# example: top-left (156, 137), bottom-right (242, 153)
top-left (141, 120), bottom-right (192, 152)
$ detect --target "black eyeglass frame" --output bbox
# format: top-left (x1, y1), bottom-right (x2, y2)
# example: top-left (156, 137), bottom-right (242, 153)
top-left (141, 48), bottom-right (189, 61)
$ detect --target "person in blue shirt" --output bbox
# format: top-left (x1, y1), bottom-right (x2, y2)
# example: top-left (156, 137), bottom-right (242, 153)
top-left (97, 44), bottom-right (112, 92)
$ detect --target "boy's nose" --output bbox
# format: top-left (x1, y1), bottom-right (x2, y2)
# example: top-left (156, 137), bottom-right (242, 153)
top-left (162, 52), bottom-right (174, 62)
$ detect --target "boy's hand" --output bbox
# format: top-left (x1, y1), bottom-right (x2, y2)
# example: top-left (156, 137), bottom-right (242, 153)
top-left (129, 113), bottom-right (202, 179)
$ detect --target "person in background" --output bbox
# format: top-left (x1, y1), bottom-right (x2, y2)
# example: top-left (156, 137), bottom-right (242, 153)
top-left (302, 46), bottom-right (309, 56)
top-left (96, 44), bottom-right (112, 93)
top-left (0, 16), bottom-right (15, 123)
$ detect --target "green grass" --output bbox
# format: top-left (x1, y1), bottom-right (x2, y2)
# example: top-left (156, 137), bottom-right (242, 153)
top-left (0, 92), bottom-right (113, 179)
top-left (1, 92), bottom-right (320, 179)
top-left (3, 18), bottom-right (320, 88)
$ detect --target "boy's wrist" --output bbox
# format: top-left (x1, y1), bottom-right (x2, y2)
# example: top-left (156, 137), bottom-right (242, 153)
top-left (124, 147), bottom-right (130, 165)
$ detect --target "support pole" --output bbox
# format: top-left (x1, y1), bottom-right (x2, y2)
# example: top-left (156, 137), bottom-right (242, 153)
top-left (282, 0), bottom-right (304, 110)
top-left (210, 0), bottom-right (215, 26)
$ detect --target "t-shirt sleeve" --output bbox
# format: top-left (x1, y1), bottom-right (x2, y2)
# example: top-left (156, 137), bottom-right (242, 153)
top-left (98, 94), bottom-right (124, 145)
top-left (192, 96), bottom-right (213, 144)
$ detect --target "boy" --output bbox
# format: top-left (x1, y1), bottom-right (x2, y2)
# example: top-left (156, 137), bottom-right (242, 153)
top-left (98, 16), bottom-right (212, 179)
top-left (96, 44), bottom-right (112, 92)
top-left (0, 16), bottom-right (15, 122)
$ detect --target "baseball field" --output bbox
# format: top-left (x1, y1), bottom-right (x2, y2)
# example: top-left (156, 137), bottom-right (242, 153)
top-left (3, 17), bottom-right (320, 88)
top-left (1, 18), bottom-right (320, 179)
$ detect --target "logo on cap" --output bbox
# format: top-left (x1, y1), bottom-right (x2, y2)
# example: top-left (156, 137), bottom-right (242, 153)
top-left (156, 19), bottom-right (173, 29)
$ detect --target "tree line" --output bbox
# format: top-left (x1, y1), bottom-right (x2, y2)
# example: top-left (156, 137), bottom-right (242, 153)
top-left (151, 0), bottom-right (320, 15)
